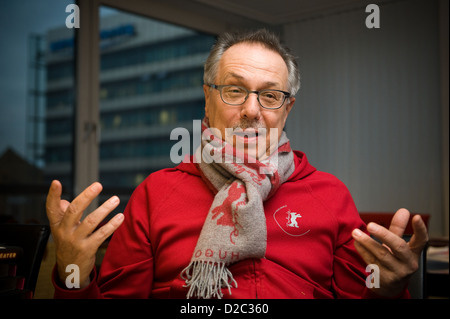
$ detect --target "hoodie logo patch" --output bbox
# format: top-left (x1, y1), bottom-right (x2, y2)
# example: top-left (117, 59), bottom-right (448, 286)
top-left (273, 205), bottom-right (310, 237)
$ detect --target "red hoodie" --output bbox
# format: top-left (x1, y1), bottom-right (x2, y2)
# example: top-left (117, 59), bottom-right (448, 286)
top-left (52, 151), bottom-right (409, 298)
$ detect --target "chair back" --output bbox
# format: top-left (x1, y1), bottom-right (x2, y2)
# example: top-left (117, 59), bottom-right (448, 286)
top-left (0, 224), bottom-right (50, 298)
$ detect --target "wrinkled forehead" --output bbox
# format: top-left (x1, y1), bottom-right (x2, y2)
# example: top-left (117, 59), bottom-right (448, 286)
top-left (217, 42), bottom-right (289, 87)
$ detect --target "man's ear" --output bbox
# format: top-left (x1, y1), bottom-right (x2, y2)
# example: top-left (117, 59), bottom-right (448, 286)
top-left (285, 97), bottom-right (295, 115)
top-left (282, 97), bottom-right (295, 125)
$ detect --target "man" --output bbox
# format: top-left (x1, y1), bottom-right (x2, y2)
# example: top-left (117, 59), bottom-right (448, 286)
top-left (46, 29), bottom-right (428, 299)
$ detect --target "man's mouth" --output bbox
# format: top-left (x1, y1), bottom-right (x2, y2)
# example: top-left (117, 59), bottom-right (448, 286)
top-left (232, 129), bottom-right (259, 139)
top-left (230, 129), bottom-right (265, 153)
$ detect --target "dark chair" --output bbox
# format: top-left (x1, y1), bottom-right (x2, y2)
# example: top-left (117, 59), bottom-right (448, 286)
top-left (402, 234), bottom-right (427, 299)
top-left (0, 224), bottom-right (50, 298)
top-left (359, 212), bottom-right (429, 235)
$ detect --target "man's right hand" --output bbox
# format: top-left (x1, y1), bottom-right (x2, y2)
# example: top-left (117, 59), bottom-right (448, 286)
top-left (46, 180), bottom-right (124, 289)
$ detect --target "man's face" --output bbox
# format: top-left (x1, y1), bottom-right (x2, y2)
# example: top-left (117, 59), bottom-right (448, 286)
top-left (204, 42), bottom-right (295, 158)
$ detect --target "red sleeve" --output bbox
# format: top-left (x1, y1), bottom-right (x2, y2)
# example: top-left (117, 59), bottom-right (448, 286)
top-left (53, 181), bottom-right (154, 299)
top-left (52, 265), bottom-right (102, 299)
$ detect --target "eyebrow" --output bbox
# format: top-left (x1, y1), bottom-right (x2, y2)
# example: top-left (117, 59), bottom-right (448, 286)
top-left (223, 72), bottom-right (280, 88)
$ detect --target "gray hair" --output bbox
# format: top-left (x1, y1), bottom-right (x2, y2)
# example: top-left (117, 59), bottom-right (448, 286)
top-left (203, 29), bottom-right (300, 96)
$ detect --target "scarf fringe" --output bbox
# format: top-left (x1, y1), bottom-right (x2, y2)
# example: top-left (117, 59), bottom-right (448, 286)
top-left (181, 261), bottom-right (237, 299)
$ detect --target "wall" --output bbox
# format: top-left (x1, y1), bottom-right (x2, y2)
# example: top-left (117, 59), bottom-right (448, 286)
top-left (283, 0), bottom-right (444, 236)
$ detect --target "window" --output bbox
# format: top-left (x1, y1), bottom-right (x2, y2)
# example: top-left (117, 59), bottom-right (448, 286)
top-left (0, 1), bottom-right (75, 224)
top-left (96, 7), bottom-right (215, 211)
top-left (0, 2), bottom-right (216, 224)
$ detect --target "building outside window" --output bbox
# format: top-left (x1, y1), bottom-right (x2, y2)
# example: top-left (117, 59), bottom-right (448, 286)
top-left (2, 7), bottom-right (215, 224)
top-left (43, 9), bottom-right (215, 213)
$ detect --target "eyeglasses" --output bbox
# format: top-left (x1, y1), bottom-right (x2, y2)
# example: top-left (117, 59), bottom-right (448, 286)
top-left (208, 84), bottom-right (291, 109)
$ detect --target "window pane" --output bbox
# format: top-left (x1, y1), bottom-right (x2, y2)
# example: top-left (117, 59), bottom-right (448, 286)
top-left (97, 7), bottom-right (215, 212)
top-left (0, 1), bottom-right (75, 225)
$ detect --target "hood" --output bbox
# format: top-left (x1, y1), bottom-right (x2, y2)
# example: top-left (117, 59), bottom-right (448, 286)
top-left (288, 150), bottom-right (317, 182)
top-left (175, 150), bottom-right (316, 182)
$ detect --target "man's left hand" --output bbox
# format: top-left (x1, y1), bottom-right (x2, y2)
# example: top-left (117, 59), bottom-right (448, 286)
top-left (352, 208), bottom-right (429, 297)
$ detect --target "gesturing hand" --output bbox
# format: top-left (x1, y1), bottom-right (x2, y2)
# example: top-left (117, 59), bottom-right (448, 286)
top-left (46, 180), bottom-right (124, 289)
top-left (352, 208), bottom-right (428, 297)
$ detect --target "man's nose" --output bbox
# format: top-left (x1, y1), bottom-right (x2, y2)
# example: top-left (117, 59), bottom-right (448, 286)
top-left (240, 93), bottom-right (261, 120)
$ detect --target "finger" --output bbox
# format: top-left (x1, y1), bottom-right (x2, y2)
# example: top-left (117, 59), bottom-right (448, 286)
top-left (88, 213), bottom-right (124, 248)
top-left (46, 180), bottom-right (64, 225)
top-left (388, 208), bottom-right (410, 237)
top-left (60, 182), bottom-right (103, 229)
top-left (367, 222), bottom-right (412, 262)
top-left (75, 195), bottom-right (120, 238)
top-left (353, 236), bottom-right (377, 265)
top-left (408, 215), bottom-right (429, 255)
top-left (352, 228), bottom-right (393, 264)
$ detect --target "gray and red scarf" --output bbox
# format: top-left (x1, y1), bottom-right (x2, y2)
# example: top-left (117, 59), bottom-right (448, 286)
top-left (181, 118), bottom-right (295, 299)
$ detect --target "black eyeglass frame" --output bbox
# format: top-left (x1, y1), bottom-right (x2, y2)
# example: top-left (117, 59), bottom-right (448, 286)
top-left (207, 84), bottom-right (291, 110)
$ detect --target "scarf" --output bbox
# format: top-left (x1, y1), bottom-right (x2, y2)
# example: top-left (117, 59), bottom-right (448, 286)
top-left (180, 118), bottom-right (295, 299)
